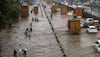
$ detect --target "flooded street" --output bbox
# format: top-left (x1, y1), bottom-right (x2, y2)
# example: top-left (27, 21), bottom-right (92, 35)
top-left (44, 2), bottom-right (100, 57)
top-left (0, 2), bottom-right (63, 57)
top-left (0, 1), bottom-right (100, 57)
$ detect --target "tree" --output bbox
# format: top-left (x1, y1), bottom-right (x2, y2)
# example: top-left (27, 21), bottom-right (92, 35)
top-left (0, 0), bottom-right (20, 29)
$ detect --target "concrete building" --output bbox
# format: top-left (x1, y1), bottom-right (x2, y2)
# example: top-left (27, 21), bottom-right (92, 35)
top-left (93, 0), bottom-right (100, 7)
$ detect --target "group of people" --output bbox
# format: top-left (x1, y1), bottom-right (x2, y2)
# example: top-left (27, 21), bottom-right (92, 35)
top-left (14, 48), bottom-right (27, 57)
top-left (24, 17), bottom-right (39, 38)
top-left (24, 23), bottom-right (33, 38)
top-left (31, 10), bottom-right (39, 22)
top-left (32, 17), bottom-right (39, 22)
top-left (13, 8), bottom-right (41, 57)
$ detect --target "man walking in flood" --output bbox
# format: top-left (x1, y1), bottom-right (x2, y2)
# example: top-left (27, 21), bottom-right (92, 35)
top-left (14, 49), bottom-right (17, 57)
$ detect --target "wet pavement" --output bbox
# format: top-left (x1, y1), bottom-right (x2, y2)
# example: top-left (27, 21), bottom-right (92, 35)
top-left (0, 1), bottom-right (100, 57)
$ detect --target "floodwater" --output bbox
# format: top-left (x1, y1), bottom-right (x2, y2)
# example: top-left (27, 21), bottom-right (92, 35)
top-left (0, 1), bottom-right (100, 57)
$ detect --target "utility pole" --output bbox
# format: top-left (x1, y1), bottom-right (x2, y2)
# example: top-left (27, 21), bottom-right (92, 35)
top-left (89, 0), bottom-right (92, 17)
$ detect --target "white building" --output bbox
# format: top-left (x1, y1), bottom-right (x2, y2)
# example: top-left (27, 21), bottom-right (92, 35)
top-left (93, 0), bottom-right (100, 7)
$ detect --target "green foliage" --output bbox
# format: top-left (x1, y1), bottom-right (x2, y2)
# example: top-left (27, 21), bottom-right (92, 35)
top-left (0, 0), bottom-right (20, 29)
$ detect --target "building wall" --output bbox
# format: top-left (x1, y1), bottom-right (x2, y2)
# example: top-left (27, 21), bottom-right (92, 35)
top-left (93, 0), bottom-right (100, 5)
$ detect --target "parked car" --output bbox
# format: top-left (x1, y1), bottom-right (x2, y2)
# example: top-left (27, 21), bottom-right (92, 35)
top-left (96, 24), bottom-right (100, 30)
top-left (85, 18), bottom-right (93, 23)
top-left (83, 18), bottom-right (94, 28)
top-left (94, 40), bottom-right (100, 52)
top-left (93, 20), bottom-right (99, 25)
top-left (86, 26), bottom-right (97, 33)
top-left (83, 22), bottom-right (93, 28)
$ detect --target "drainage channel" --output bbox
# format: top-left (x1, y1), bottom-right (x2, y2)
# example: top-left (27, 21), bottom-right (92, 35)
top-left (40, 3), bottom-right (67, 57)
